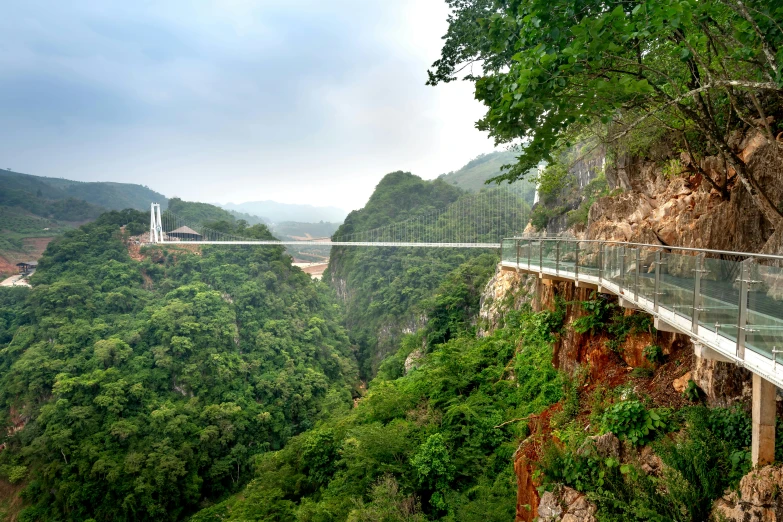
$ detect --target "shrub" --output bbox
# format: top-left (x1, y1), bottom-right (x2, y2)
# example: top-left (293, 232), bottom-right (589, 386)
top-left (643, 344), bottom-right (664, 365)
top-left (600, 400), bottom-right (669, 446)
top-left (630, 367), bottom-right (653, 379)
top-left (571, 296), bottom-right (614, 335)
top-left (683, 380), bottom-right (701, 402)
top-left (605, 311), bottom-right (652, 353)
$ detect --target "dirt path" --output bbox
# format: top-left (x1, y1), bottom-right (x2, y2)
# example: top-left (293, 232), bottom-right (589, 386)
top-left (0, 275), bottom-right (29, 287)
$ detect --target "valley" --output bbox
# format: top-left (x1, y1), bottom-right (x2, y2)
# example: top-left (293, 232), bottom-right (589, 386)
top-left (1, 1), bottom-right (782, 521)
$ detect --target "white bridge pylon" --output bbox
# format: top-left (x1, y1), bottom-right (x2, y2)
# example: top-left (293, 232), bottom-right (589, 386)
top-left (148, 188), bottom-right (531, 248)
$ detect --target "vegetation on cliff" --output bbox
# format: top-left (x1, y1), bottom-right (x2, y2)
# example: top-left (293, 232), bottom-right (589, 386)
top-left (430, 0), bottom-right (783, 228)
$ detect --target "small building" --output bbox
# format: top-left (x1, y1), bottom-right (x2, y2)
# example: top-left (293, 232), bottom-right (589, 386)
top-left (167, 226), bottom-right (203, 241)
top-left (16, 262), bottom-right (37, 275)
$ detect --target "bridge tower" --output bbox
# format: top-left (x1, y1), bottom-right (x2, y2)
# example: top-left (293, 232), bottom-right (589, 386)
top-left (150, 203), bottom-right (162, 243)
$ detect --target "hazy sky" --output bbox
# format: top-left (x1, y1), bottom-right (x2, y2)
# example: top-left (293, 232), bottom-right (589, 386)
top-left (0, 1), bottom-right (496, 211)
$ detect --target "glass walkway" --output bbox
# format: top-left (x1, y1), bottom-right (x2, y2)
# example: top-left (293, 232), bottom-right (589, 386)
top-left (502, 237), bottom-right (783, 389)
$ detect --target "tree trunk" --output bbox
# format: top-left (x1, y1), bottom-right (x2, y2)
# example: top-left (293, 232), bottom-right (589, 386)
top-left (713, 136), bottom-right (783, 230)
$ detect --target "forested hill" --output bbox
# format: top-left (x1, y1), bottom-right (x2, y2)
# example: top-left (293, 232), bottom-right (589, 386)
top-left (327, 171), bottom-right (529, 377)
top-left (438, 151), bottom-right (537, 202)
top-left (0, 170), bottom-right (167, 211)
top-left (0, 203), bottom-right (357, 520)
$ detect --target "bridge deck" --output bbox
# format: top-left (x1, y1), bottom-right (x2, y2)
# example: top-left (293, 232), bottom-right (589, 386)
top-left (158, 241), bottom-right (501, 248)
top-left (500, 256), bottom-right (783, 389)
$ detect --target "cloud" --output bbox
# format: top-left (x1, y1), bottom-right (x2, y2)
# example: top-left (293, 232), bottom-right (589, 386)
top-left (0, 1), bottom-right (494, 211)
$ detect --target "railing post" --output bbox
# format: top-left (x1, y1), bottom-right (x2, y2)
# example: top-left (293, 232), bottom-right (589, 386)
top-left (539, 239), bottom-right (543, 272)
top-left (620, 246), bottom-right (626, 293)
top-left (556, 240), bottom-right (561, 275)
top-left (598, 243), bottom-right (604, 284)
top-left (654, 250), bottom-right (661, 313)
top-left (736, 258), bottom-right (751, 361)
top-left (516, 239), bottom-right (520, 270)
top-left (527, 240), bottom-right (532, 270)
top-left (691, 253), bottom-right (706, 334)
top-left (575, 241), bottom-right (580, 281)
top-left (634, 248), bottom-right (641, 301)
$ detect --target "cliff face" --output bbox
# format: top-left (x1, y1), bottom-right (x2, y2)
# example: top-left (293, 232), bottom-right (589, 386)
top-left (503, 131), bottom-right (783, 521)
top-left (593, 130), bottom-right (783, 254)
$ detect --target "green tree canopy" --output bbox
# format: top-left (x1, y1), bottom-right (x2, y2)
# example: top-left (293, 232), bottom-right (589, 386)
top-left (429, 0), bottom-right (783, 227)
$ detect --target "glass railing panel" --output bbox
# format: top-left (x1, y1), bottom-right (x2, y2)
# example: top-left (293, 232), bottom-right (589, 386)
top-left (541, 240), bottom-right (558, 270)
top-left (530, 240), bottom-right (542, 270)
top-left (698, 256), bottom-right (741, 343)
top-left (623, 247), bottom-right (638, 296)
top-left (578, 241), bottom-right (600, 279)
top-left (637, 247), bottom-right (658, 302)
top-left (605, 245), bottom-right (625, 288)
top-left (516, 240), bottom-right (529, 269)
top-left (657, 252), bottom-right (697, 322)
top-left (559, 241), bottom-right (577, 275)
top-left (501, 239), bottom-right (516, 264)
top-left (746, 261), bottom-right (783, 359)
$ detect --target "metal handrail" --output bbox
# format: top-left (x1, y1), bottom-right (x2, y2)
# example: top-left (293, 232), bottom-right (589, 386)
top-left (501, 236), bottom-right (783, 388)
top-left (506, 235), bottom-right (783, 262)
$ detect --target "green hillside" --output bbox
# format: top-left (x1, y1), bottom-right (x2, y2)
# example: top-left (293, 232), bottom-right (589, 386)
top-left (0, 206), bottom-right (357, 520)
top-left (328, 171), bottom-right (530, 377)
top-left (0, 183), bottom-right (108, 273)
top-left (166, 197), bottom-right (236, 224)
top-left (438, 151), bottom-right (537, 204)
top-left (0, 170), bottom-right (167, 211)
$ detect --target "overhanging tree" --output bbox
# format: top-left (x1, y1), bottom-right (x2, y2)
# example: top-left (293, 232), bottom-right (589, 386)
top-left (429, 0), bottom-right (783, 228)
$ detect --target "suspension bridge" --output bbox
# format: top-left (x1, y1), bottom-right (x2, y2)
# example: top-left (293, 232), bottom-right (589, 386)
top-left (146, 193), bottom-right (783, 468)
top-left (149, 185), bottom-right (531, 248)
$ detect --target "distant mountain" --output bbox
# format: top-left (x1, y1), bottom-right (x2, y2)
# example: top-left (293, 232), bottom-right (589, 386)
top-left (221, 200), bottom-right (347, 224)
top-left (438, 150), bottom-right (537, 204)
top-left (0, 169), bottom-right (167, 211)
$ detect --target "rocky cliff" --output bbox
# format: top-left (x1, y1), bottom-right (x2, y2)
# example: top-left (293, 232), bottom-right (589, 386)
top-left (593, 129), bottom-right (783, 255)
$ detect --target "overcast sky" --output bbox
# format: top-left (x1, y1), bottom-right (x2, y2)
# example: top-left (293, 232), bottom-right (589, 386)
top-left (0, 1), bottom-right (497, 212)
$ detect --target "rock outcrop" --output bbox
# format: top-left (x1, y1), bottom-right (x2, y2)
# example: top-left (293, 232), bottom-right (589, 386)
top-left (478, 266), bottom-right (533, 336)
top-left (692, 357), bottom-right (752, 408)
top-left (713, 465), bottom-right (783, 521)
top-left (593, 130), bottom-right (783, 255)
top-left (538, 486), bottom-right (597, 522)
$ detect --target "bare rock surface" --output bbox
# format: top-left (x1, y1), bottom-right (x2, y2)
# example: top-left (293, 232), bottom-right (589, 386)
top-left (692, 357), bottom-right (752, 408)
top-left (538, 487), bottom-right (597, 522)
top-left (478, 266), bottom-right (532, 336)
top-left (672, 371), bottom-right (692, 393)
top-left (713, 465), bottom-right (783, 521)
top-left (403, 348), bottom-right (424, 374)
top-left (577, 432), bottom-right (620, 459)
top-left (592, 130), bottom-right (783, 254)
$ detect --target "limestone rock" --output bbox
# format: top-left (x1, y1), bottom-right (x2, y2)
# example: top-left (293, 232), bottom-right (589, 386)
top-left (537, 486), bottom-right (597, 522)
top-left (692, 356), bottom-right (752, 408)
top-left (577, 432), bottom-right (620, 459)
top-left (713, 465), bottom-right (783, 521)
top-left (538, 492), bottom-right (563, 521)
top-left (672, 371), bottom-right (692, 393)
top-left (478, 265), bottom-right (533, 336)
top-left (403, 348), bottom-right (423, 374)
top-left (639, 446), bottom-right (664, 476)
